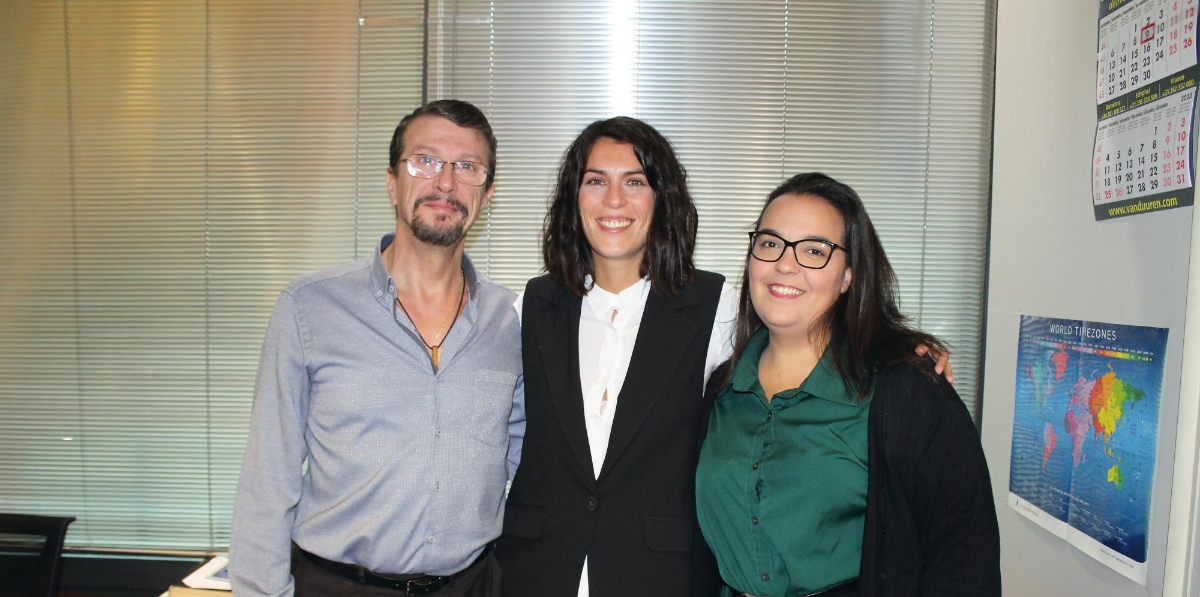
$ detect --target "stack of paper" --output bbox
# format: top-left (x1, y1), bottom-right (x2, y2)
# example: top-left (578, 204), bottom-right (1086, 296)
top-left (167, 555), bottom-right (231, 595)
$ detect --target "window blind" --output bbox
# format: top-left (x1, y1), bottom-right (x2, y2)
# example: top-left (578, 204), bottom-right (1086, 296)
top-left (0, 0), bottom-right (424, 551)
top-left (442, 0), bottom-right (995, 405)
top-left (0, 0), bottom-right (995, 552)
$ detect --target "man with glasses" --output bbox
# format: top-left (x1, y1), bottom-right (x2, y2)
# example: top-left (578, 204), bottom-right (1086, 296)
top-left (230, 99), bottom-right (522, 597)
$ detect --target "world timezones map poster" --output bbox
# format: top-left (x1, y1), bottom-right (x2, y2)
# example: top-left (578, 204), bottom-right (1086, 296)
top-left (1094, 0), bottom-right (1198, 219)
top-left (1009, 315), bottom-right (1168, 584)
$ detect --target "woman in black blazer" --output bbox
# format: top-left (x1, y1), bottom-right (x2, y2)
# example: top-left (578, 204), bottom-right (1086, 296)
top-left (495, 116), bottom-right (734, 597)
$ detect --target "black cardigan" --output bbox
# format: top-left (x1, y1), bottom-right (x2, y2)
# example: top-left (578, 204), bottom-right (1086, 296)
top-left (699, 362), bottom-right (1001, 597)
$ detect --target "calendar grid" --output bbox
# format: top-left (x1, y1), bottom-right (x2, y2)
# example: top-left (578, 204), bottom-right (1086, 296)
top-left (1094, 0), bottom-right (1198, 220)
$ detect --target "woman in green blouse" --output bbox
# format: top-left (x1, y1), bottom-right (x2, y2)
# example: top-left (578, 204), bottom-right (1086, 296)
top-left (695, 173), bottom-right (1000, 597)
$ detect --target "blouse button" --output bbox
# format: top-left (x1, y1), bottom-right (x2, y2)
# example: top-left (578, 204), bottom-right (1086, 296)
top-left (752, 462), bottom-right (759, 470)
top-left (751, 516), bottom-right (759, 525)
top-left (761, 573), bottom-right (770, 582)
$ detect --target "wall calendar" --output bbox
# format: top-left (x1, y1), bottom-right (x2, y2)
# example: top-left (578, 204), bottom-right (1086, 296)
top-left (1094, 0), bottom-right (1198, 219)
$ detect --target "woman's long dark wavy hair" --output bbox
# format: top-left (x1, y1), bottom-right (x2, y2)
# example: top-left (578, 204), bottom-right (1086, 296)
top-left (542, 117), bottom-right (697, 296)
top-left (726, 172), bottom-right (946, 398)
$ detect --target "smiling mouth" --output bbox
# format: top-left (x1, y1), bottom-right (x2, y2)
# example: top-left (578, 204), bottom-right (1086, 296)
top-left (768, 284), bottom-right (802, 296)
top-left (597, 218), bottom-right (633, 230)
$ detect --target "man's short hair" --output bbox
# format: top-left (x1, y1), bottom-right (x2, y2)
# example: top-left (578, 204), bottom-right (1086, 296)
top-left (542, 116), bottom-right (698, 296)
top-left (389, 99), bottom-right (498, 188)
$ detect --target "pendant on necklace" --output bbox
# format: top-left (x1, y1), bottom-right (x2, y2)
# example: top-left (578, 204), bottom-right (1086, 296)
top-left (394, 268), bottom-right (465, 374)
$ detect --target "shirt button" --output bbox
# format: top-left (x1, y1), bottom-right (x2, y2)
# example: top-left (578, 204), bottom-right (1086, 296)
top-left (427, 536), bottom-right (435, 543)
top-left (375, 290), bottom-right (383, 297)
top-left (767, 412), bottom-right (773, 419)
top-left (751, 516), bottom-right (759, 525)
top-left (585, 496), bottom-right (598, 511)
top-left (752, 462), bottom-right (759, 470)
top-left (761, 573), bottom-right (770, 582)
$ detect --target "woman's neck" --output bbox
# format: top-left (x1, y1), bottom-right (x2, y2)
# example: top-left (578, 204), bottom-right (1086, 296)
top-left (590, 258), bottom-right (643, 294)
top-left (758, 331), bottom-right (825, 402)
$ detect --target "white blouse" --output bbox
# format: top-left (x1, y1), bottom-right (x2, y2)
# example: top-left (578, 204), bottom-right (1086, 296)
top-left (514, 276), bottom-right (737, 597)
top-left (573, 276), bottom-right (737, 597)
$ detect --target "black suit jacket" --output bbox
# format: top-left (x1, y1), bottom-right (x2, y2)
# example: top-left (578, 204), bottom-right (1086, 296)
top-left (496, 271), bottom-right (724, 597)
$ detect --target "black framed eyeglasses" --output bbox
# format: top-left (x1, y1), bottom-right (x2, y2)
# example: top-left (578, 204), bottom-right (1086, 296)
top-left (748, 231), bottom-right (846, 269)
top-left (403, 154), bottom-right (490, 186)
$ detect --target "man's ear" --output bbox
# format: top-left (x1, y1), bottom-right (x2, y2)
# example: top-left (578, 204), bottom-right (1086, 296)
top-left (386, 167), bottom-right (399, 208)
top-left (480, 183), bottom-right (495, 211)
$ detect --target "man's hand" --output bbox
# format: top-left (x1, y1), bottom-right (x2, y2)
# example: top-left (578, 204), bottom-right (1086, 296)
top-left (916, 344), bottom-right (953, 384)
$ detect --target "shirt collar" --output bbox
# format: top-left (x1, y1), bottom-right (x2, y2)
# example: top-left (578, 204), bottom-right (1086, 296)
top-left (730, 328), bottom-right (770, 394)
top-left (370, 233), bottom-right (482, 305)
top-left (730, 327), bottom-right (860, 405)
top-left (582, 275), bottom-right (651, 321)
top-left (804, 354), bottom-right (859, 406)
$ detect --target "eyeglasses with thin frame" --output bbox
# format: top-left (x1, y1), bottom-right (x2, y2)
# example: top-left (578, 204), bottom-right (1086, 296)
top-left (748, 231), bottom-right (847, 269)
top-left (403, 154), bottom-right (490, 186)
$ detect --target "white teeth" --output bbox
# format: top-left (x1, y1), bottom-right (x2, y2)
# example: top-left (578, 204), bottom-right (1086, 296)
top-left (769, 284), bottom-right (801, 296)
top-left (598, 219), bottom-right (632, 230)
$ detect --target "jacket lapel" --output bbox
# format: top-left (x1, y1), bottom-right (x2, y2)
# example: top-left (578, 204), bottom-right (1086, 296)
top-left (530, 287), bottom-right (596, 484)
top-left (597, 284), bottom-right (700, 481)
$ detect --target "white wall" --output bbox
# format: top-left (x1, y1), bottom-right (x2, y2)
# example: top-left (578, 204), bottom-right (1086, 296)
top-left (985, 0), bottom-right (1196, 595)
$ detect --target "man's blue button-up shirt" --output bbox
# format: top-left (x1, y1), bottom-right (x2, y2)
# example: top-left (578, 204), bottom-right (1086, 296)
top-left (230, 234), bottom-right (524, 597)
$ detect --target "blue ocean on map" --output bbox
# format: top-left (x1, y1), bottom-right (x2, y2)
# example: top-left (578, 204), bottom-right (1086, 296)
top-left (1009, 316), bottom-right (1167, 563)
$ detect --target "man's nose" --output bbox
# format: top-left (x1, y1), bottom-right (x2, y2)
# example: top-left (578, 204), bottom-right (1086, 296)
top-left (435, 163), bottom-right (458, 191)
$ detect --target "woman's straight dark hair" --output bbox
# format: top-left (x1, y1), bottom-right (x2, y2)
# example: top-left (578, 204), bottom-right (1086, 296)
top-left (726, 172), bottom-right (946, 398)
top-left (543, 117), bottom-right (697, 296)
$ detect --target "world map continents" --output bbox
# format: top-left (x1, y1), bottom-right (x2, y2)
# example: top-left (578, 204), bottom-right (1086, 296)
top-left (1009, 316), bottom-right (1167, 583)
top-left (1029, 353), bottom-right (1146, 485)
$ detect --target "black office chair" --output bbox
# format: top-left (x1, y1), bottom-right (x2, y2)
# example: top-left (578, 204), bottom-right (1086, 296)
top-left (0, 514), bottom-right (75, 597)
